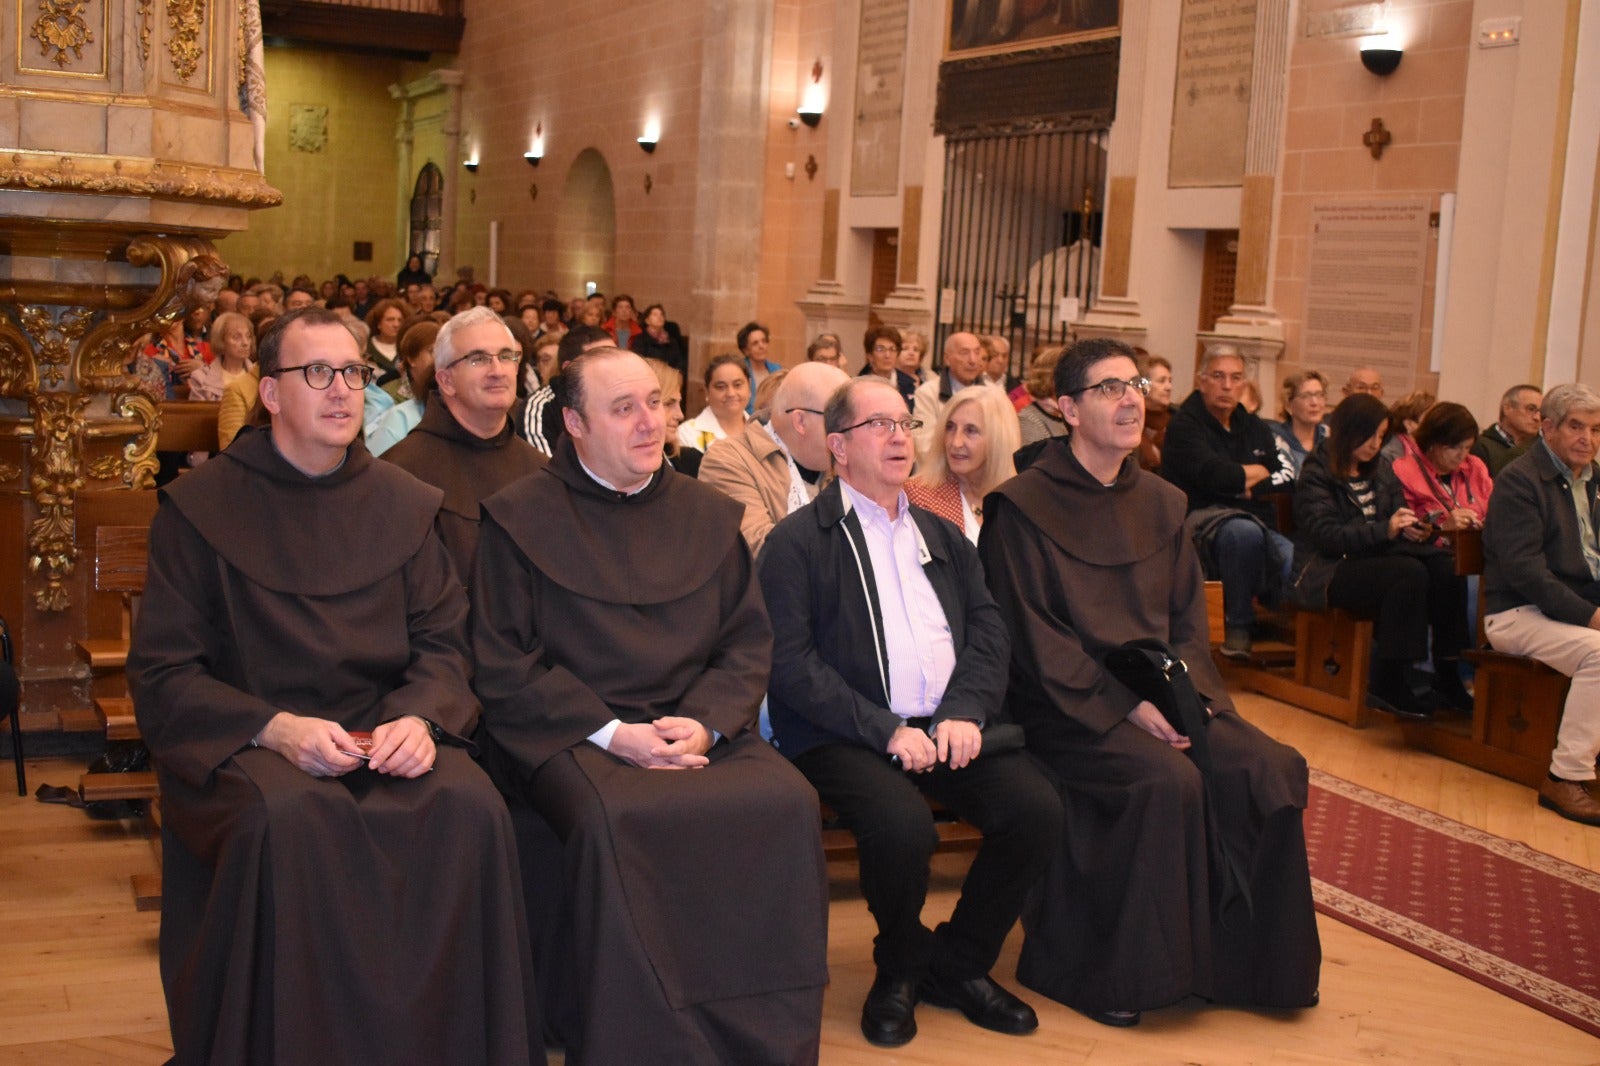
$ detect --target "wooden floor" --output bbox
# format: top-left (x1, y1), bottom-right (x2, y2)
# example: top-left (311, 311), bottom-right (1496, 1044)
top-left (3, 694), bottom-right (1599, 1064)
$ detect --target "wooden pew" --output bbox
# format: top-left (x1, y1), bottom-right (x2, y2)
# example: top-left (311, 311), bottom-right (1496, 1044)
top-left (1398, 527), bottom-right (1566, 788)
top-left (157, 400), bottom-right (222, 454)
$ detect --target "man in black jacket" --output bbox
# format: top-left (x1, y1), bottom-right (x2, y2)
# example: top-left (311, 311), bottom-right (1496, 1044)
top-left (1161, 346), bottom-right (1293, 658)
top-left (1482, 383), bottom-right (1600, 825)
top-left (760, 377), bottom-right (1061, 1049)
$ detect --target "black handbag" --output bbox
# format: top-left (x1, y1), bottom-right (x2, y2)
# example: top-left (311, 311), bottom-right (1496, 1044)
top-left (1103, 638), bottom-right (1253, 925)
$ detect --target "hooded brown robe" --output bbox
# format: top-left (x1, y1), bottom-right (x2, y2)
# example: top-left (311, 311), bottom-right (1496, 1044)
top-left (381, 397), bottom-right (547, 583)
top-left (978, 438), bottom-right (1320, 1015)
top-left (471, 436), bottom-right (829, 1065)
top-left (129, 427), bottom-right (541, 1066)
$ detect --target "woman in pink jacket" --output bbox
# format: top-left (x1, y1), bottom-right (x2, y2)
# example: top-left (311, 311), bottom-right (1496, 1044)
top-left (1391, 401), bottom-right (1493, 545)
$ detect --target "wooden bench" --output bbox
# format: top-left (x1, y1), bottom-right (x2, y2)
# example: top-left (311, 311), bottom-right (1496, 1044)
top-left (1397, 527), bottom-right (1567, 788)
top-left (73, 525), bottom-right (149, 676)
top-left (819, 798), bottom-right (984, 862)
top-left (157, 400), bottom-right (222, 454)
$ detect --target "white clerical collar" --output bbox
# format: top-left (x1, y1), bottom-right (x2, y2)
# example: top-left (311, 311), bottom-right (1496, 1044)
top-left (578, 456), bottom-right (651, 496)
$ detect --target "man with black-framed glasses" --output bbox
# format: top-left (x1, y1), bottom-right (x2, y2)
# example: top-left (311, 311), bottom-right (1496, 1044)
top-left (129, 306), bottom-right (540, 1064)
top-left (384, 306), bottom-right (545, 583)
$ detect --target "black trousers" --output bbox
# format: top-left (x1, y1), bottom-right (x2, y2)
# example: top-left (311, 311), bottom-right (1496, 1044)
top-left (1326, 550), bottom-right (1468, 662)
top-left (792, 740), bottom-right (1061, 982)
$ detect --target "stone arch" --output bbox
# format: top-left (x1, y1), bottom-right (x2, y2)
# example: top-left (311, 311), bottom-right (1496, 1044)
top-left (555, 149), bottom-right (616, 297)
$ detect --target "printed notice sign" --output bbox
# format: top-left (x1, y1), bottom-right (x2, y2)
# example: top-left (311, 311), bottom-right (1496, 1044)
top-left (852, 0), bottom-right (909, 197)
top-left (1303, 199), bottom-right (1432, 378)
top-left (1169, 0), bottom-right (1257, 188)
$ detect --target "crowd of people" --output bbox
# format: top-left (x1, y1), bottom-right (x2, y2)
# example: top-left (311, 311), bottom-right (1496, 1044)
top-left (122, 257), bottom-right (1600, 1065)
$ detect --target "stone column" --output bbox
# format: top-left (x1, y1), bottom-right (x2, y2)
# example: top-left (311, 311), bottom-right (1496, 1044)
top-left (0, 0), bottom-right (280, 729)
top-left (437, 69), bottom-right (464, 282)
top-left (1201, 0), bottom-right (1291, 398)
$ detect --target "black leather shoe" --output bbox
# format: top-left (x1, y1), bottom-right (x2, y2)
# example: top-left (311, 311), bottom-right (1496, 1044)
top-left (860, 971), bottom-right (917, 1047)
top-left (1085, 1007), bottom-right (1142, 1027)
top-left (918, 972), bottom-right (1038, 1035)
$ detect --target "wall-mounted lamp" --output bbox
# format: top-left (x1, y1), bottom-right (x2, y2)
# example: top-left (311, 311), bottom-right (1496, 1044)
top-left (1359, 32), bottom-right (1403, 76)
top-left (463, 158), bottom-right (479, 173)
top-left (638, 117), bottom-right (660, 154)
top-left (798, 58), bottom-right (826, 128)
top-left (526, 124), bottom-right (544, 167)
top-left (524, 151), bottom-right (541, 168)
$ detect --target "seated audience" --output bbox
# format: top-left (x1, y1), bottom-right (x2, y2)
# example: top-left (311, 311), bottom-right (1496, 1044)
top-left (899, 328), bottom-right (932, 384)
top-left (186, 310), bottom-right (253, 403)
top-left (131, 318), bottom-right (210, 401)
top-left (979, 336), bottom-right (1321, 1028)
top-left (700, 361), bottom-right (848, 554)
top-left (912, 332), bottom-right (986, 461)
top-left (1161, 345), bottom-right (1293, 659)
top-left (646, 356), bottom-right (703, 477)
top-left (528, 331), bottom-right (560, 392)
top-left (602, 293), bottom-right (640, 350)
top-left (1136, 352), bottom-right (1173, 472)
top-left (1380, 391), bottom-right (1435, 466)
top-left (396, 253), bottom-right (430, 289)
top-left (216, 364), bottom-right (260, 450)
top-left (737, 321), bottom-right (781, 414)
top-left (364, 298), bottom-right (409, 382)
top-left (1342, 364), bottom-right (1385, 399)
top-left (678, 352), bottom-right (751, 452)
top-left (1481, 384), bottom-right (1600, 826)
top-left (859, 325), bottom-right (918, 411)
top-left (806, 332), bottom-right (846, 369)
top-left (1392, 401), bottom-right (1493, 542)
top-left (980, 335), bottom-right (1018, 391)
top-left (754, 367), bottom-right (787, 413)
top-left (1473, 383), bottom-right (1544, 477)
top-left (761, 376), bottom-right (1061, 1049)
top-left (365, 320), bottom-right (439, 457)
top-left (1292, 394), bottom-right (1472, 718)
top-left (906, 385), bottom-right (1019, 545)
top-left (628, 302), bottom-right (686, 378)
top-left (128, 307), bottom-right (539, 1065)
top-left (1269, 370), bottom-right (1329, 477)
top-left (383, 307), bottom-right (545, 582)
top-left (471, 347), bottom-right (829, 1062)
top-left (1015, 345), bottom-right (1070, 447)
top-left (515, 324), bottom-right (612, 456)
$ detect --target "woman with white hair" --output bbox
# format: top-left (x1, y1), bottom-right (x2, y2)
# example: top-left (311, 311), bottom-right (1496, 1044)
top-left (907, 385), bottom-right (1021, 544)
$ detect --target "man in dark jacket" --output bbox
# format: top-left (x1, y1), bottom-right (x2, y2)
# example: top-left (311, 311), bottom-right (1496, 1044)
top-left (1161, 345), bottom-right (1293, 658)
top-left (1482, 383), bottom-right (1600, 825)
top-left (1471, 383), bottom-right (1543, 477)
top-left (760, 376), bottom-right (1061, 1049)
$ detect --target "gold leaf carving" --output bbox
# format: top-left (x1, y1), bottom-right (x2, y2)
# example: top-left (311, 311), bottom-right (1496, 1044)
top-left (0, 309), bottom-right (39, 397)
top-left (0, 461), bottom-right (21, 484)
top-left (166, 0), bottom-right (206, 84)
top-left (75, 237), bottom-right (225, 391)
top-left (18, 305), bottom-right (94, 389)
top-left (0, 151), bottom-right (282, 208)
top-left (86, 454), bottom-right (125, 481)
top-left (30, 0), bottom-right (95, 69)
top-left (27, 391), bottom-right (89, 611)
top-left (116, 391), bottom-right (160, 491)
top-left (138, 0), bottom-right (155, 65)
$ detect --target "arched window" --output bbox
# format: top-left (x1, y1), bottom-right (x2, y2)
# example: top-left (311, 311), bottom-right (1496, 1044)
top-left (408, 163), bottom-right (444, 276)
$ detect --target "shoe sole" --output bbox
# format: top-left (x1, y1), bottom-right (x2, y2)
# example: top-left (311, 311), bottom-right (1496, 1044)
top-left (1086, 1009), bottom-right (1142, 1028)
top-left (1537, 793), bottom-right (1600, 827)
top-left (860, 1026), bottom-right (916, 1048)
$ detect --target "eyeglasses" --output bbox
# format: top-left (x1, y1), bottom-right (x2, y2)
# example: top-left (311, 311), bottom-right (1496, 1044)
top-left (459, 349), bottom-right (521, 369)
top-left (872, 344), bottom-right (901, 355)
top-left (790, 407), bottom-right (826, 417)
top-left (1295, 390), bottom-right (1326, 401)
top-left (1068, 376), bottom-right (1150, 400)
top-left (1206, 371), bottom-right (1247, 385)
top-left (837, 415), bottom-right (923, 436)
top-left (271, 363), bottom-right (374, 390)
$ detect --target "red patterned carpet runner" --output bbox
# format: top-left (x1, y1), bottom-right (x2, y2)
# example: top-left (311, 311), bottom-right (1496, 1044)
top-left (1305, 769), bottom-right (1600, 1038)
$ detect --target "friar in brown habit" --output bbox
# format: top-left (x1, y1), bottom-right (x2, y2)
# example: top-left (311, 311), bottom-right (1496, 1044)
top-left (471, 347), bottom-right (829, 1065)
top-left (129, 307), bottom-right (541, 1066)
top-left (977, 338), bottom-right (1321, 1028)
top-left (382, 306), bottom-right (546, 584)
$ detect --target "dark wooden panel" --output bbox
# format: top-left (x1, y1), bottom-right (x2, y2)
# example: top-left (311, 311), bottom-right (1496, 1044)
top-left (262, 1), bottom-right (465, 59)
top-left (936, 38), bottom-right (1118, 138)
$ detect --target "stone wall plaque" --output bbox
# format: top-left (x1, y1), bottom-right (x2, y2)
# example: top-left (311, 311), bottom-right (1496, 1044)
top-left (850, 0), bottom-right (908, 197)
top-left (1302, 198), bottom-right (1432, 380)
top-left (289, 103), bottom-right (328, 153)
top-left (1169, 0), bottom-right (1257, 188)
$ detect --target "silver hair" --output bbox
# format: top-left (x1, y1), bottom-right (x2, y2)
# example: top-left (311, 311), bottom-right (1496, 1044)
top-left (1541, 383), bottom-right (1600, 426)
top-left (434, 305), bottom-right (514, 372)
top-left (1199, 343), bottom-right (1243, 372)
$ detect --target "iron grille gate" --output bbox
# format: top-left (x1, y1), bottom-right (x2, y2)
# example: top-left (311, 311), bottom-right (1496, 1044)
top-left (934, 128), bottom-right (1108, 379)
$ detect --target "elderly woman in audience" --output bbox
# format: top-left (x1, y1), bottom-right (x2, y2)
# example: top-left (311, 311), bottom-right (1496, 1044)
top-left (859, 324), bottom-right (918, 411)
top-left (187, 311), bottom-right (254, 402)
top-left (898, 327), bottom-right (932, 384)
top-left (678, 353), bottom-right (751, 452)
top-left (805, 332), bottom-right (846, 369)
top-left (1291, 393), bottom-right (1472, 719)
top-left (1391, 401), bottom-right (1492, 543)
top-left (367, 321), bottom-right (440, 457)
top-left (1136, 352), bottom-right (1174, 471)
top-left (1016, 345), bottom-right (1071, 446)
top-left (1270, 370), bottom-right (1330, 476)
top-left (364, 298), bottom-right (409, 382)
top-left (647, 357), bottom-right (703, 478)
top-left (906, 385), bottom-right (1021, 544)
top-left (131, 318), bottom-right (211, 402)
top-left (1380, 390), bottom-right (1436, 466)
